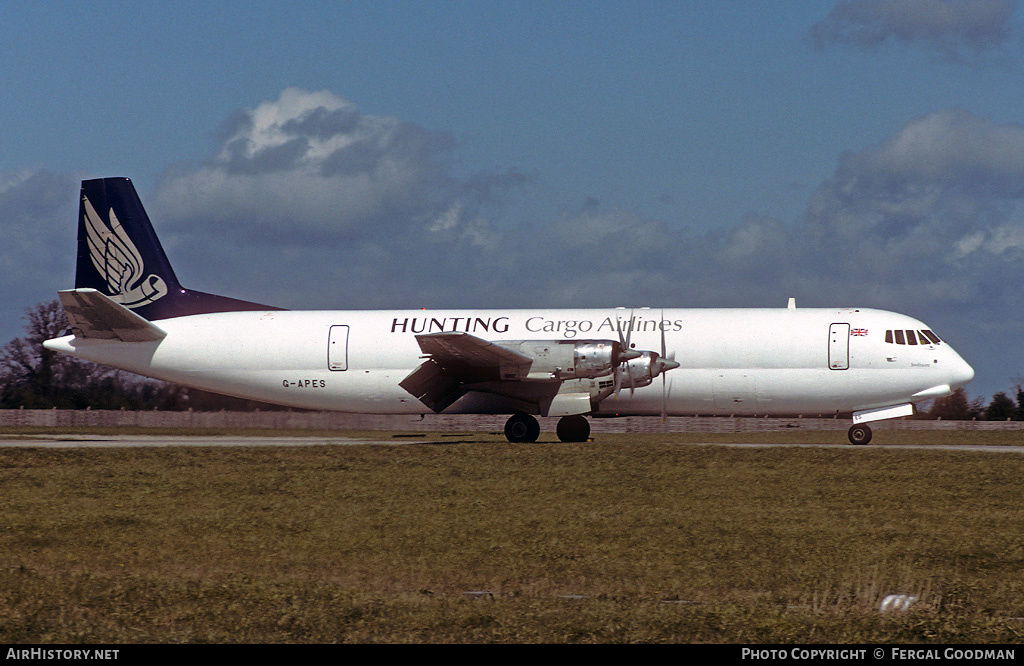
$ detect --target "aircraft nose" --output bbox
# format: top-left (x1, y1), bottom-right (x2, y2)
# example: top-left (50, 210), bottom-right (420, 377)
top-left (949, 354), bottom-right (975, 389)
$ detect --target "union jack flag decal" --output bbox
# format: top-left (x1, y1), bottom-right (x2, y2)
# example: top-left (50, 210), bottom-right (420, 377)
top-left (850, 328), bottom-right (868, 336)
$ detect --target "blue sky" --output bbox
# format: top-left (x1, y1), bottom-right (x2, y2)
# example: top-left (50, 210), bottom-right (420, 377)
top-left (2, 0), bottom-right (1023, 402)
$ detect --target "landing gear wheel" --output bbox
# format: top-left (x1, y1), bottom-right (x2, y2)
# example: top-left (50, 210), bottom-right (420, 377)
top-left (504, 413), bottom-right (540, 443)
top-left (556, 415), bottom-right (591, 443)
top-left (848, 424), bottom-right (872, 445)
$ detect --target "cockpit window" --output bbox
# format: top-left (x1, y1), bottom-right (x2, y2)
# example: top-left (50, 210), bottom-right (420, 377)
top-left (885, 329), bottom-right (942, 345)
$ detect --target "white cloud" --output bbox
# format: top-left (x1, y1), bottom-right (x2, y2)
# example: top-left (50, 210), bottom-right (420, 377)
top-left (145, 95), bottom-right (1024, 320)
top-left (810, 0), bottom-right (1017, 61)
top-left (153, 87), bottom-right (518, 246)
top-left (808, 109), bottom-right (1024, 250)
top-left (954, 230), bottom-right (986, 256)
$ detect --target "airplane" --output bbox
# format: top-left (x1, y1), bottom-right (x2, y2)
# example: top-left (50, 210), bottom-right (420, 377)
top-left (43, 177), bottom-right (975, 445)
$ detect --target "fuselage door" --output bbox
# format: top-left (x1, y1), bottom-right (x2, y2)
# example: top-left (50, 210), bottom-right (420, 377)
top-left (829, 323), bottom-right (849, 370)
top-left (328, 325), bottom-right (349, 371)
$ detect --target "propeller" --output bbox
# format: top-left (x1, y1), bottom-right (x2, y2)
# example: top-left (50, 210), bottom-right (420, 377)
top-left (614, 310), bottom-right (638, 396)
top-left (658, 309), bottom-right (679, 421)
top-left (610, 309), bottom-right (680, 402)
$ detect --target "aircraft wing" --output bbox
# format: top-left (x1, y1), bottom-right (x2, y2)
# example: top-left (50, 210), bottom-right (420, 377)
top-left (414, 332), bottom-right (533, 377)
top-left (400, 332), bottom-right (538, 413)
top-left (58, 288), bottom-right (166, 342)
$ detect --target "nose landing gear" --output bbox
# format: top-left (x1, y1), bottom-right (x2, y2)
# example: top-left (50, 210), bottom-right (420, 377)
top-left (848, 424), bottom-right (872, 445)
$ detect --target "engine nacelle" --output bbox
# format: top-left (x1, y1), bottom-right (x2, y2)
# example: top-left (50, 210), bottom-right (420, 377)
top-left (605, 351), bottom-right (679, 398)
top-left (500, 339), bottom-right (626, 380)
top-left (618, 352), bottom-right (658, 390)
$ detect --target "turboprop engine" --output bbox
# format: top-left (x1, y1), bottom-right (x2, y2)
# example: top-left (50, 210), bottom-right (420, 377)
top-left (500, 340), bottom-right (641, 380)
top-left (616, 351), bottom-right (680, 391)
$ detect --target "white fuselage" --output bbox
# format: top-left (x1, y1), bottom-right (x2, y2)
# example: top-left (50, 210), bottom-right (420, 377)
top-left (45, 306), bottom-right (975, 417)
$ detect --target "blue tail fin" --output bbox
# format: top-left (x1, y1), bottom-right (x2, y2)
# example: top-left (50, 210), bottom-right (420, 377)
top-left (76, 177), bottom-right (283, 321)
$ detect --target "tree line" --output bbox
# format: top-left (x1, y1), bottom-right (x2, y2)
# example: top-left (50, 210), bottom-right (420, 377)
top-left (1, 300), bottom-right (1021, 418)
top-left (923, 387), bottom-right (1024, 421)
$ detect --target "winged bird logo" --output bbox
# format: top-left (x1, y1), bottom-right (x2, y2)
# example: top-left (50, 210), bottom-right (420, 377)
top-left (82, 194), bottom-right (168, 309)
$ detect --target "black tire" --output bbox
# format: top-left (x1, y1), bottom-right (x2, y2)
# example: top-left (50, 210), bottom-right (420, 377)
top-left (848, 424), bottom-right (872, 445)
top-left (556, 415), bottom-right (591, 442)
top-left (505, 413), bottom-right (540, 443)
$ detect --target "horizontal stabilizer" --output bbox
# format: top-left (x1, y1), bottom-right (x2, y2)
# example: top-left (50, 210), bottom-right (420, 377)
top-left (58, 288), bottom-right (166, 342)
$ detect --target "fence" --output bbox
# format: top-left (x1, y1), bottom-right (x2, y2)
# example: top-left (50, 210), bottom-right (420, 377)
top-left (2, 409), bottom-right (1023, 433)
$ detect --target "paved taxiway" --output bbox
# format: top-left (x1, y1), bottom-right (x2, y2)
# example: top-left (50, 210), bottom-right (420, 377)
top-left (0, 435), bottom-right (423, 448)
top-left (0, 434), bottom-right (1022, 453)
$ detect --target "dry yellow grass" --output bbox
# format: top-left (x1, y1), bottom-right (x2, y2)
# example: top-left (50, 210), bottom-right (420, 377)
top-left (1, 431), bottom-right (1023, 642)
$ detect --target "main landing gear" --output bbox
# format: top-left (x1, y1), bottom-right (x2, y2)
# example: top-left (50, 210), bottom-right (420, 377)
top-left (504, 413), bottom-right (541, 443)
top-left (848, 424), bottom-right (872, 445)
top-left (555, 414), bottom-right (591, 442)
top-left (503, 413), bottom-right (591, 443)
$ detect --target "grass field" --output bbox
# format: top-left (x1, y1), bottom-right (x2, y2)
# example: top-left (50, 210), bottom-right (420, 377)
top-left (1, 428), bottom-right (1023, 643)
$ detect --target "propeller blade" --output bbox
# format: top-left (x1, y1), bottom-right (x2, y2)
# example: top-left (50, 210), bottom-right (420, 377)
top-left (626, 309), bottom-right (636, 395)
top-left (662, 373), bottom-right (673, 422)
top-left (660, 309), bottom-right (675, 421)
top-left (660, 309), bottom-right (667, 358)
top-left (662, 371), bottom-right (667, 422)
top-left (624, 309), bottom-right (633, 353)
top-left (613, 309), bottom-right (639, 397)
